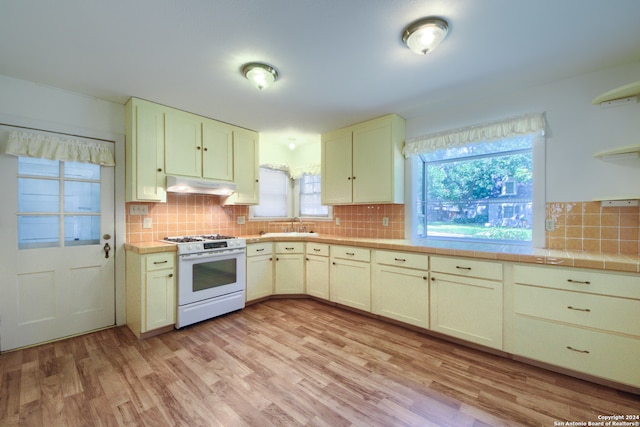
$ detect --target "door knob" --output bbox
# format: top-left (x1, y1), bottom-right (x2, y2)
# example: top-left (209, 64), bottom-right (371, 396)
top-left (103, 243), bottom-right (111, 259)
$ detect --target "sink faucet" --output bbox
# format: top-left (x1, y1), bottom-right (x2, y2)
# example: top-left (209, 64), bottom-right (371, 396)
top-left (290, 217), bottom-right (299, 232)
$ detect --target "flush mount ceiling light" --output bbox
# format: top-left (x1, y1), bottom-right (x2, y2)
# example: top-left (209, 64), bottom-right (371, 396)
top-left (402, 17), bottom-right (449, 55)
top-left (242, 62), bottom-right (279, 90)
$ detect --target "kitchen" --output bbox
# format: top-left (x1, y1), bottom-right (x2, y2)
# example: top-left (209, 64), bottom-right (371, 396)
top-left (1, 1), bottom-right (640, 425)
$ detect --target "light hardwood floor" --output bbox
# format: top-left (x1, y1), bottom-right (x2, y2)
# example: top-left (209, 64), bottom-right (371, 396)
top-left (1, 299), bottom-right (638, 426)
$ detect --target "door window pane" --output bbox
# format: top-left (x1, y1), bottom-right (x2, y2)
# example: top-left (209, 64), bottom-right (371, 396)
top-left (18, 215), bottom-right (59, 249)
top-left (18, 178), bottom-right (60, 212)
top-left (18, 157), bottom-right (60, 177)
top-left (64, 216), bottom-right (100, 245)
top-left (64, 181), bottom-right (100, 213)
top-left (64, 161), bottom-right (100, 180)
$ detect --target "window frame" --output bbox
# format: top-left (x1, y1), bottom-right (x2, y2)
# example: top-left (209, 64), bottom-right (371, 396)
top-left (407, 133), bottom-right (545, 248)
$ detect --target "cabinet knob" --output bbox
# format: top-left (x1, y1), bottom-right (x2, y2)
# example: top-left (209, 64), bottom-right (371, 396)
top-left (197, 146), bottom-right (201, 150)
top-left (168, 273), bottom-right (174, 278)
top-left (157, 168), bottom-right (162, 172)
top-left (204, 147), bottom-right (208, 151)
top-left (423, 276), bottom-right (427, 280)
top-left (306, 257), bottom-right (309, 261)
top-left (347, 177), bottom-right (351, 180)
top-left (332, 262), bottom-right (336, 265)
top-left (352, 176), bottom-right (356, 180)
top-left (276, 257), bottom-right (279, 261)
top-left (430, 277), bottom-right (435, 281)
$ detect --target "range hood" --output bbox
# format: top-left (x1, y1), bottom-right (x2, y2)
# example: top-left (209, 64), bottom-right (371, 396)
top-left (166, 175), bottom-right (236, 196)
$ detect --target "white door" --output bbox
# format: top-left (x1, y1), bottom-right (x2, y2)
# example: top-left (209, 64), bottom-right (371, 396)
top-left (0, 127), bottom-right (115, 351)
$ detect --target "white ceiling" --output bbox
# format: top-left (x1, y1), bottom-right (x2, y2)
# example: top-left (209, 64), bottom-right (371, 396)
top-left (1, 0), bottom-right (640, 145)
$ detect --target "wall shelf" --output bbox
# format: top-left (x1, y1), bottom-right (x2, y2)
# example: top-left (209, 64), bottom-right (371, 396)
top-left (593, 144), bottom-right (640, 160)
top-left (591, 81), bottom-right (640, 105)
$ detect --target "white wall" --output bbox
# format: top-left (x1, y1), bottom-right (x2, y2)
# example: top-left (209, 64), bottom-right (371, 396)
top-left (0, 74), bottom-right (127, 325)
top-left (405, 61), bottom-right (640, 202)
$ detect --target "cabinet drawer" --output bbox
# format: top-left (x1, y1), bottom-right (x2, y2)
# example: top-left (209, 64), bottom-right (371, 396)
top-left (431, 256), bottom-right (502, 281)
top-left (306, 242), bottom-right (329, 257)
top-left (375, 250), bottom-right (428, 271)
top-left (515, 285), bottom-right (640, 336)
top-left (331, 246), bottom-right (370, 262)
top-left (513, 265), bottom-right (640, 299)
top-left (247, 242), bottom-right (273, 257)
top-left (514, 316), bottom-right (640, 388)
top-left (275, 242), bottom-right (304, 254)
top-left (145, 253), bottom-right (175, 271)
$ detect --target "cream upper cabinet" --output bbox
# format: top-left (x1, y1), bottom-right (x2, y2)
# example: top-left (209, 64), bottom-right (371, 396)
top-left (164, 108), bottom-right (203, 178)
top-left (321, 114), bottom-right (405, 205)
top-left (125, 98), bottom-right (167, 202)
top-left (225, 128), bottom-right (259, 205)
top-left (202, 119), bottom-right (234, 182)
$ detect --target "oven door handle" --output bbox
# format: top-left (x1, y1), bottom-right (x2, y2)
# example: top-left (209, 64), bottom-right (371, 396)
top-left (180, 249), bottom-right (245, 261)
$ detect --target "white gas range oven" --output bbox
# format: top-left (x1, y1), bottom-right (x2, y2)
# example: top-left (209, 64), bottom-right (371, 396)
top-left (162, 234), bottom-right (246, 328)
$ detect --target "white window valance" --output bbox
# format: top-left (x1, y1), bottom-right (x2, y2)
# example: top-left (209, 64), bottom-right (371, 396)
top-left (402, 113), bottom-right (546, 157)
top-left (6, 131), bottom-right (115, 166)
top-left (260, 163), bottom-right (321, 180)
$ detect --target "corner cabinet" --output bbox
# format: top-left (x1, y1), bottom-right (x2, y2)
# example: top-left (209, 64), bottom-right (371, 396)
top-left (126, 251), bottom-right (176, 338)
top-left (321, 114), bottom-right (405, 205)
top-left (430, 256), bottom-right (503, 350)
top-left (125, 98), bottom-right (167, 202)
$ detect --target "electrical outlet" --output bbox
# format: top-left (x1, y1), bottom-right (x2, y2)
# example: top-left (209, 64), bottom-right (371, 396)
top-left (335, 217), bottom-right (340, 226)
top-left (382, 217), bottom-right (389, 227)
top-left (129, 204), bottom-right (148, 215)
top-left (143, 218), bottom-right (153, 229)
top-left (237, 215), bottom-right (246, 225)
top-left (545, 219), bottom-right (555, 232)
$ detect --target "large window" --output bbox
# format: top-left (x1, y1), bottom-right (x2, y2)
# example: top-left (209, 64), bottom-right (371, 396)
top-left (250, 167), bottom-right (330, 219)
top-left (417, 136), bottom-right (533, 244)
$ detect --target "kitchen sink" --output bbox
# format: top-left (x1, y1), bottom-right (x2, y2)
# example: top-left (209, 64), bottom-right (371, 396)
top-left (261, 232), bottom-right (319, 237)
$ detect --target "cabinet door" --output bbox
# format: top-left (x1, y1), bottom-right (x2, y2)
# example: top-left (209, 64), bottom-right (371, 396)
top-left (246, 254), bottom-right (273, 301)
top-left (330, 259), bottom-right (371, 311)
top-left (145, 269), bottom-right (176, 332)
top-left (126, 98), bottom-right (166, 202)
top-left (165, 109), bottom-right (202, 178)
top-left (373, 265), bottom-right (429, 328)
top-left (230, 129), bottom-right (259, 204)
top-left (202, 119), bottom-right (234, 181)
top-left (306, 255), bottom-right (329, 300)
top-left (430, 273), bottom-right (503, 349)
top-left (352, 119), bottom-right (393, 203)
top-left (275, 254), bottom-right (305, 294)
top-left (321, 130), bottom-right (353, 204)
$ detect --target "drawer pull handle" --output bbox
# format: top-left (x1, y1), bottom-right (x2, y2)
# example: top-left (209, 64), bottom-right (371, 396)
top-left (313, 248), bottom-right (321, 252)
top-left (285, 247), bottom-right (295, 250)
top-left (566, 346), bottom-right (590, 354)
top-left (567, 306), bottom-right (591, 312)
top-left (567, 279), bottom-right (590, 285)
top-left (153, 260), bottom-right (168, 264)
top-left (346, 252), bottom-right (355, 256)
top-left (456, 266), bottom-right (471, 270)
top-left (256, 248), bottom-right (265, 252)
top-left (394, 258), bottom-right (406, 262)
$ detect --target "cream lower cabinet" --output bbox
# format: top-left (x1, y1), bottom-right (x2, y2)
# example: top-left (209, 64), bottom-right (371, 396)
top-left (430, 256), bottom-right (503, 350)
top-left (305, 243), bottom-right (330, 300)
top-left (274, 242), bottom-right (305, 294)
top-left (246, 243), bottom-right (273, 302)
top-left (330, 246), bottom-right (371, 311)
top-left (126, 251), bottom-right (176, 338)
top-left (512, 264), bottom-right (640, 388)
top-left (372, 251), bottom-right (429, 329)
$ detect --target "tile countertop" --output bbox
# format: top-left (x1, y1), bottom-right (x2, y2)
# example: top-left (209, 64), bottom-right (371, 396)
top-left (124, 236), bottom-right (640, 274)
